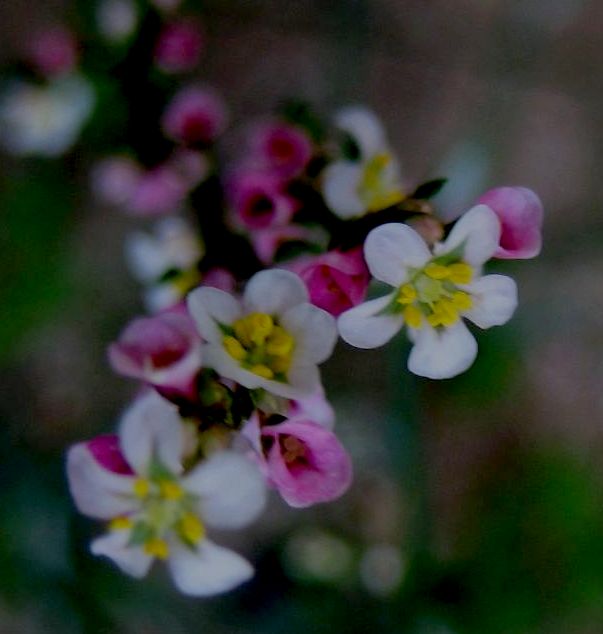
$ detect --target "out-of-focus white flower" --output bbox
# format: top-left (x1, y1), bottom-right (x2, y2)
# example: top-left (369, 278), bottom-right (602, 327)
top-left (359, 543), bottom-right (405, 597)
top-left (338, 205), bottom-right (518, 379)
top-left (0, 75), bottom-right (94, 157)
top-left (67, 391), bottom-right (266, 596)
top-left (187, 269), bottom-right (337, 399)
top-left (322, 107), bottom-right (404, 219)
top-left (97, 0), bottom-right (139, 43)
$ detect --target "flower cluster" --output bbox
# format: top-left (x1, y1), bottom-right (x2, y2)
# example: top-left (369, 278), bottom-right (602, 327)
top-left (0, 0), bottom-right (543, 598)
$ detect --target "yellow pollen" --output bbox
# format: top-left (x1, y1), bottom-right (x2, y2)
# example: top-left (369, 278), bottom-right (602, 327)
top-left (448, 262), bottom-right (473, 285)
top-left (397, 284), bottom-right (417, 305)
top-left (265, 326), bottom-right (294, 356)
top-left (235, 313), bottom-right (274, 346)
top-left (144, 538), bottom-right (169, 560)
top-left (428, 300), bottom-right (459, 327)
top-left (249, 364), bottom-right (274, 379)
top-left (223, 335), bottom-right (246, 360)
top-left (109, 516), bottom-right (133, 531)
top-left (178, 513), bottom-right (205, 545)
top-left (159, 481), bottom-right (184, 500)
top-left (403, 304), bottom-right (423, 329)
top-left (173, 268), bottom-right (201, 295)
top-left (451, 291), bottom-right (473, 311)
top-left (424, 263), bottom-right (451, 280)
top-left (133, 478), bottom-right (150, 499)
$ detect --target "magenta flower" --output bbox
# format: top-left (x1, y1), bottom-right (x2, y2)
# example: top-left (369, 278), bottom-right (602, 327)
top-left (128, 166), bottom-right (187, 216)
top-left (244, 414), bottom-right (352, 508)
top-left (227, 170), bottom-right (298, 232)
top-left (287, 248), bottom-right (370, 317)
top-left (86, 434), bottom-right (133, 475)
top-left (251, 225), bottom-right (327, 265)
top-left (477, 186), bottom-right (544, 259)
top-left (154, 19), bottom-right (204, 74)
top-left (248, 121), bottom-right (312, 179)
top-left (108, 307), bottom-right (202, 400)
top-left (162, 86), bottom-right (227, 145)
top-left (28, 26), bottom-right (78, 77)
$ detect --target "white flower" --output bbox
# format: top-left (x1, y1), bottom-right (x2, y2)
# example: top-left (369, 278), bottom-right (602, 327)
top-left (187, 269), bottom-right (337, 399)
top-left (338, 205), bottom-right (518, 379)
top-left (96, 0), bottom-right (139, 42)
top-left (67, 392), bottom-right (266, 596)
top-left (0, 75), bottom-right (94, 157)
top-left (322, 107), bottom-right (404, 219)
top-left (126, 217), bottom-right (203, 312)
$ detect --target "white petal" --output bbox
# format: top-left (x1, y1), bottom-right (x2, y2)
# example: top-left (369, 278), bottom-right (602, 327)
top-left (334, 106), bottom-right (387, 158)
top-left (364, 223), bottom-right (431, 286)
top-left (322, 162), bottom-right (366, 219)
top-left (437, 204), bottom-right (501, 267)
top-left (167, 539), bottom-right (253, 597)
top-left (91, 531), bottom-right (153, 579)
top-left (284, 363), bottom-right (322, 397)
top-left (119, 392), bottom-right (184, 476)
top-left (464, 274), bottom-right (518, 329)
top-left (187, 286), bottom-right (242, 344)
top-left (281, 303), bottom-right (338, 364)
top-left (338, 294), bottom-right (403, 349)
top-left (67, 444), bottom-right (137, 520)
top-left (184, 451), bottom-right (266, 529)
top-left (407, 322), bottom-right (478, 379)
top-left (243, 269), bottom-right (308, 315)
top-left (125, 233), bottom-right (166, 283)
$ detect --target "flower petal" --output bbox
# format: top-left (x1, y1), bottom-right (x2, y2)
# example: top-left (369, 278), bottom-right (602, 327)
top-left (364, 223), bottom-right (431, 287)
top-left (334, 106), bottom-right (387, 158)
top-left (437, 204), bottom-right (501, 267)
top-left (91, 531), bottom-right (153, 579)
top-left (119, 391), bottom-right (184, 476)
top-left (338, 294), bottom-right (403, 349)
top-left (322, 161), bottom-right (365, 219)
top-left (464, 274), bottom-right (518, 329)
top-left (187, 286), bottom-right (242, 343)
top-left (281, 303), bottom-right (338, 365)
top-left (243, 269), bottom-right (308, 315)
top-left (67, 444), bottom-right (137, 520)
top-left (167, 539), bottom-right (253, 597)
top-left (407, 321), bottom-right (478, 379)
top-left (183, 451), bottom-right (266, 529)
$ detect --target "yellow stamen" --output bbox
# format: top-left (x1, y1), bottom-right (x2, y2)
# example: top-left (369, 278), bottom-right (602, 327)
top-left (178, 513), bottom-right (205, 545)
top-left (403, 304), bottom-right (423, 329)
top-left (243, 313), bottom-right (274, 346)
top-left (431, 300), bottom-right (459, 327)
top-left (173, 268), bottom-right (201, 294)
top-left (223, 335), bottom-right (247, 360)
top-left (265, 326), bottom-right (294, 356)
top-left (160, 481), bottom-right (184, 500)
top-left (424, 263), bottom-right (451, 280)
top-left (144, 538), bottom-right (169, 560)
top-left (133, 478), bottom-right (150, 499)
top-left (397, 284), bottom-right (417, 305)
top-left (249, 364), bottom-right (274, 379)
top-left (451, 291), bottom-right (473, 311)
top-left (109, 516), bottom-right (133, 531)
top-left (448, 262), bottom-right (473, 285)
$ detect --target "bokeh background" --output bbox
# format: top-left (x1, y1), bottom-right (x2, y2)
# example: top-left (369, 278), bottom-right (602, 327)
top-left (1, 1), bottom-right (603, 632)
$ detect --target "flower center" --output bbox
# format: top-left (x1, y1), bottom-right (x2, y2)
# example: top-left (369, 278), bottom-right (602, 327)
top-left (223, 312), bottom-right (295, 381)
top-left (357, 153), bottom-right (405, 212)
top-left (109, 474), bottom-right (205, 560)
top-left (397, 261), bottom-right (474, 329)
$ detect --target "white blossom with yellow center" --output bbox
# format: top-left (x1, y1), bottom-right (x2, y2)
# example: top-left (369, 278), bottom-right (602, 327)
top-left (67, 391), bottom-right (266, 597)
top-left (338, 205), bottom-right (518, 379)
top-left (322, 106), bottom-right (405, 219)
top-left (187, 269), bottom-right (337, 399)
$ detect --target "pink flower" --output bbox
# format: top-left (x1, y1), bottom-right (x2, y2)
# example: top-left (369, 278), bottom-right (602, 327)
top-left (477, 186), bottom-right (543, 259)
top-left (86, 434), bottom-right (133, 475)
top-left (28, 26), bottom-right (78, 77)
top-left (91, 156), bottom-right (142, 207)
top-left (202, 267), bottom-right (236, 293)
top-left (108, 307), bottom-right (202, 400)
top-left (154, 19), bottom-right (203, 74)
top-left (287, 248), bottom-right (370, 317)
top-left (244, 414), bottom-right (352, 508)
top-left (128, 166), bottom-right (187, 216)
top-left (227, 171), bottom-right (298, 232)
top-left (251, 224), bottom-right (328, 265)
top-left (288, 387), bottom-right (335, 429)
top-left (248, 121), bottom-right (312, 179)
top-left (162, 86), bottom-right (227, 145)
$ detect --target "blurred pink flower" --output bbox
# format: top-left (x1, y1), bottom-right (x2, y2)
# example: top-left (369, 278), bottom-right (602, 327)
top-left (248, 121), bottom-right (312, 179)
top-left (162, 86), bottom-right (227, 145)
top-left (28, 26), bottom-right (78, 77)
top-left (227, 170), bottom-right (298, 231)
top-left (477, 186), bottom-right (544, 259)
top-left (202, 267), bottom-right (236, 293)
top-left (108, 306), bottom-right (202, 400)
top-left (86, 434), bottom-right (133, 475)
top-left (250, 224), bottom-right (326, 265)
top-left (91, 156), bottom-right (142, 207)
top-left (154, 19), bottom-right (203, 74)
top-left (286, 248), bottom-right (370, 316)
top-left (129, 166), bottom-right (187, 216)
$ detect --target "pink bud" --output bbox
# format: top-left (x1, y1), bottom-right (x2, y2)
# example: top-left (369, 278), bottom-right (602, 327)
top-left (227, 170), bottom-right (298, 231)
top-left (251, 224), bottom-right (325, 265)
top-left (108, 307), bottom-right (202, 400)
top-left (28, 26), bottom-right (78, 77)
top-left (162, 86), bottom-right (227, 145)
top-left (154, 19), bottom-right (203, 74)
top-left (248, 121), bottom-right (312, 179)
top-left (477, 186), bottom-right (544, 259)
top-left (128, 166), bottom-right (187, 216)
top-left (202, 267), bottom-right (236, 293)
top-left (286, 248), bottom-right (370, 316)
top-left (91, 156), bottom-right (142, 207)
top-left (86, 434), bottom-right (133, 475)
